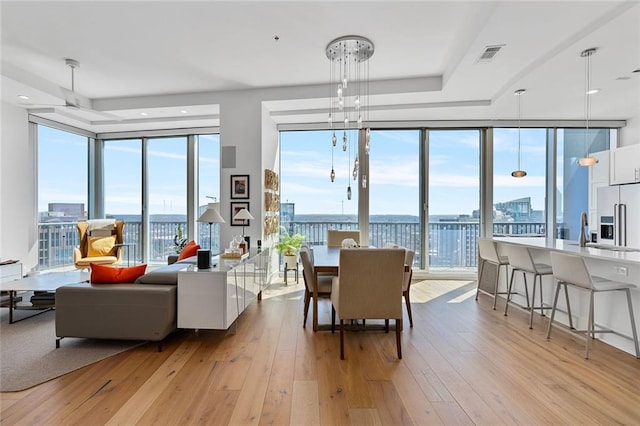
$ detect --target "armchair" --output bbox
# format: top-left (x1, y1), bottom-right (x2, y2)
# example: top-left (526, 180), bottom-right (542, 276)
top-left (73, 219), bottom-right (125, 269)
top-left (330, 248), bottom-right (405, 359)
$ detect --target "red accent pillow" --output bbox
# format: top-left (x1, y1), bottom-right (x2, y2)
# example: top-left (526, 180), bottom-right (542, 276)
top-left (90, 263), bottom-right (147, 284)
top-left (178, 240), bottom-right (200, 260)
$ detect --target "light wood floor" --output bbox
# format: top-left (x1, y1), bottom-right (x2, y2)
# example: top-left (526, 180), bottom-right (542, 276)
top-left (2, 279), bottom-right (639, 425)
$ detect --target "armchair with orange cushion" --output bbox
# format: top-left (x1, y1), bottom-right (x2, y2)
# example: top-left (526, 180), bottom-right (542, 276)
top-left (73, 219), bottom-right (125, 269)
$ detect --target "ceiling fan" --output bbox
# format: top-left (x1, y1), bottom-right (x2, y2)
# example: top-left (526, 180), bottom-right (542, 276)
top-left (23, 58), bottom-right (122, 121)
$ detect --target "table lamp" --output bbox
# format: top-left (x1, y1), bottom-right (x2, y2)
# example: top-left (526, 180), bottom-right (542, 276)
top-left (233, 208), bottom-right (254, 238)
top-left (197, 203), bottom-right (225, 250)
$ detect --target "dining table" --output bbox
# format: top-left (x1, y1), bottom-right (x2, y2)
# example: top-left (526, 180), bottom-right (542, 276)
top-left (310, 245), bottom-right (341, 331)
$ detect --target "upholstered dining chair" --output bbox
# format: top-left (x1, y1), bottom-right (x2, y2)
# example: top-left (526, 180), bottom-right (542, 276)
top-left (327, 229), bottom-right (360, 247)
top-left (331, 248), bottom-right (405, 360)
top-left (385, 243), bottom-right (416, 327)
top-left (300, 246), bottom-right (333, 329)
top-left (74, 219), bottom-right (125, 269)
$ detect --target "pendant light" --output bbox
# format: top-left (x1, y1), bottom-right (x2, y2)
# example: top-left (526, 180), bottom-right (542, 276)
top-left (511, 89), bottom-right (527, 178)
top-left (577, 47), bottom-right (599, 167)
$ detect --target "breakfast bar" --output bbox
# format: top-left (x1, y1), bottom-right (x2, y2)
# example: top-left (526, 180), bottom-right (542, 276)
top-left (489, 237), bottom-right (640, 356)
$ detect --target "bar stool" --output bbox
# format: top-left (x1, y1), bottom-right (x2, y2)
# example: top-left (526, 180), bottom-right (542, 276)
top-left (503, 244), bottom-right (554, 329)
top-left (475, 239), bottom-right (510, 310)
top-left (547, 251), bottom-right (640, 359)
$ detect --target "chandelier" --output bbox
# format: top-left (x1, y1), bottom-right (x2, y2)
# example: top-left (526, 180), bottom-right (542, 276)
top-left (577, 47), bottom-right (599, 167)
top-left (326, 35), bottom-right (374, 199)
top-left (511, 89), bottom-right (527, 178)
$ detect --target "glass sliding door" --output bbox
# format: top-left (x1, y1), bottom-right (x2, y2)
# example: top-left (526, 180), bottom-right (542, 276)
top-left (147, 136), bottom-right (187, 262)
top-left (37, 124), bottom-right (89, 270)
top-left (368, 130), bottom-right (420, 265)
top-left (427, 129), bottom-right (480, 273)
top-left (104, 139), bottom-right (142, 263)
top-left (197, 134), bottom-right (221, 253)
top-left (493, 128), bottom-right (547, 237)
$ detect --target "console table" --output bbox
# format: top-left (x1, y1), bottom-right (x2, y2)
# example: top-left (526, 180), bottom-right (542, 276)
top-left (177, 248), bottom-right (270, 330)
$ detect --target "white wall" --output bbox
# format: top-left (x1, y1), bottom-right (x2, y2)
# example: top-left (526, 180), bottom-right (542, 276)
top-left (620, 115), bottom-right (640, 147)
top-left (0, 102), bottom-right (38, 272)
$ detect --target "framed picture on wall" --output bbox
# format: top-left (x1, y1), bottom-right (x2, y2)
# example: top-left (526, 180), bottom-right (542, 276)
top-left (230, 174), bottom-right (250, 199)
top-left (230, 202), bottom-right (250, 226)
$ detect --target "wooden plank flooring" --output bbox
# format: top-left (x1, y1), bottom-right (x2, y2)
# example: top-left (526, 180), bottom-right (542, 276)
top-left (1, 279), bottom-right (639, 425)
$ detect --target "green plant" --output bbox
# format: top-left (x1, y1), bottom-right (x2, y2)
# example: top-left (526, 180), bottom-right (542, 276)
top-left (274, 227), bottom-right (305, 256)
top-left (173, 224), bottom-right (188, 254)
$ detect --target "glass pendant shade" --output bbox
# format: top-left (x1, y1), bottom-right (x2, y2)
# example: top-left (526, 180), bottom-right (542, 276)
top-left (330, 168), bottom-right (335, 182)
top-left (347, 185), bottom-right (352, 200)
top-left (577, 156), bottom-right (598, 166)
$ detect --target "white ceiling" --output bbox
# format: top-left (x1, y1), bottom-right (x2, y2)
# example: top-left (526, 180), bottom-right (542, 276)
top-left (1, 1), bottom-right (639, 134)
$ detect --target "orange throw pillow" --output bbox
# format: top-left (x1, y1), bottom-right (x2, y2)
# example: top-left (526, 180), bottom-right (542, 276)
top-left (90, 263), bottom-right (147, 284)
top-left (178, 240), bottom-right (200, 260)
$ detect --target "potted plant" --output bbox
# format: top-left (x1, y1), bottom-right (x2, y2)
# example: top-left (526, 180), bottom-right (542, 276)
top-left (274, 227), bottom-right (305, 269)
top-left (173, 224), bottom-right (188, 254)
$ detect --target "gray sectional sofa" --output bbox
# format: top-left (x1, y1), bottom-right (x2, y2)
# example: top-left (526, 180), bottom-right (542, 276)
top-left (55, 257), bottom-right (196, 350)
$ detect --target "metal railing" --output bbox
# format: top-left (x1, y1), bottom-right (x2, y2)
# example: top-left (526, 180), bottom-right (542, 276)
top-left (38, 220), bottom-right (545, 271)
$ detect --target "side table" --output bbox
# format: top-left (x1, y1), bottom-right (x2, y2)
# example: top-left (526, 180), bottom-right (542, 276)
top-left (284, 261), bottom-right (298, 284)
top-left (114, 243), bottom-right (136, 266)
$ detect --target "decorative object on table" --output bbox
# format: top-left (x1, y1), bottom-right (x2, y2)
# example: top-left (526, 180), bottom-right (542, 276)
top-left (341, 238), bottom-right (358, 248)
top-left (197, 249), bottom-right (211, 269)
top-left (511, 88), bottom-right (527, 178)
top-left (577, 47), bottom-right (599, 167)
top-left (197, 203), bottom-right (225, 250)
top-left (233, 207), bottom-right (254, 252)
top-left (222, 235), bottom-right (247, 259)
top-left (173, 224), bottom-right (188, 253)
top-left (275, 226), bottom-right (305, 271)
top-left (230, 174), bottom-right (250, 199)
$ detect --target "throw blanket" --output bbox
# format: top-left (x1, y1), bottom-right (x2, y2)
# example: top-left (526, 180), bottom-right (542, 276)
top-left (87, 219), bottom-right (116, 231)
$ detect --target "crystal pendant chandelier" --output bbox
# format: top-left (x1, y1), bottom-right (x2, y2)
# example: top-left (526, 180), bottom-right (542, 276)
top-left (577, 47), bottom-right (599, 167)
top-left (326, 35), bottom-right (374, 198)
top-left (511, 89), bottom-right (527, 178)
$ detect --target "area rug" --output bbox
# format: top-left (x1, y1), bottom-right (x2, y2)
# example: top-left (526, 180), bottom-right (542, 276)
top-left (0, 309), bottom-right (142, 392)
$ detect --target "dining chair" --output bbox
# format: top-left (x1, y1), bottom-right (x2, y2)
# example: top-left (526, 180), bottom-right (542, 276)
top-left (475, 239), bottom-right (510, 310)
top-left (547, 251), bottom-right (639, 359)
top-left (327, 229), bottom-right (360, 247)
top-left (330, 248), bottom-right (405, 360)
top-left (502, 244), bottom-right (553, 328)
top-left (300, 246), bottom-right (333, 329)
top-left (385, 243), bottom-right (416, 327)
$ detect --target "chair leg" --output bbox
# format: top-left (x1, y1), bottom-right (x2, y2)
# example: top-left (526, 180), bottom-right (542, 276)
top-left (475, 259), bottom-right (485, 301)
top-left (624, 288), bottom-right (640, 358)
top-left (529, 273), bottom-right (537, 330)
top-left (546, 281), bottom-right (562, 340)
top-left (504, 268), bottom-right (516, 316)
top-left (385, 319), bottom-right (390, 333)
top-left (303, 290), bottom-right (310, 328)
top-left (585, 290), bottom-right (594, 359)
top-left (538, 274), bottom-right (545, 316)
top-left (564, 283), bottom-right (574, 329)
top-left (492, 263), bottom-right (500, 310)
top-left (340, 319), bottom-right (345, 360)
top-left (404, 289), bottom-right (414, 327)
top-left (396, 318), bottom-right (403, 359)
top-left (331, 306), bottom-right (336, 334)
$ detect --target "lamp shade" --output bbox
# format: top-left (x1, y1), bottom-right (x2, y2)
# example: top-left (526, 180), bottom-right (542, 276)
top-left (197, 205), bottom-right (225, 224)
top-left (233, 208), bottom-right (254, 221)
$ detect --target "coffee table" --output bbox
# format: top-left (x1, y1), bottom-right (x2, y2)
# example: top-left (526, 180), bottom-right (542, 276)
top-left (0, 270), bottom-right (89, 324)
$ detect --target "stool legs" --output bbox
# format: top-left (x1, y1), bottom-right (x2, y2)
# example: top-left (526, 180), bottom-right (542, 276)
top-left (624, 288), bottom-right (640, 358)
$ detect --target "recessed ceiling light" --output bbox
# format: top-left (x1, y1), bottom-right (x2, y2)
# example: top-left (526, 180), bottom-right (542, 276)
top-left (17, 95), bottom-right (30, 100)
top-left (180, 110), bottom-right (188, 114)
top-left (140, 112), bottom-right (148, 116)
top-left (616, 76), bottom-right (631, 80)
top-left (586, 88), bottom-right (600, 95)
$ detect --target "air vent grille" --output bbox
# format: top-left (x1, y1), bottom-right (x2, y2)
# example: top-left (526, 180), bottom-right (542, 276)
top-left (477, 45), bottom-right (505, 63)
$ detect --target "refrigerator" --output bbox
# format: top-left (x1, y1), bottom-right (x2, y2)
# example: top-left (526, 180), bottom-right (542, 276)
top-left (596, 183), bottom-right (640, 248)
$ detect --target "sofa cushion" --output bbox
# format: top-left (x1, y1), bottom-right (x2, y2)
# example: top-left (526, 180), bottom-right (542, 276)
top-left (87, 235), bottom-right (116, 257)
top-left (91, 263), bottom-right (147, 284)
top-left (178, 240), bottom-right (200, 261)
top-left (135, 263), bottom-right (190, 285)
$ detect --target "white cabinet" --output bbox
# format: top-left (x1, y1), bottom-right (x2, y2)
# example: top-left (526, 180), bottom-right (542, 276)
top-left (610, 144), bottom-right (640, 184)
top-left (0, 262), bottom-right (22, 283)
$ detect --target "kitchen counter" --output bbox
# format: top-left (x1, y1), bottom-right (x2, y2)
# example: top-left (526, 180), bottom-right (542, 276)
top-left (488, 237), bottom-right (639, 357)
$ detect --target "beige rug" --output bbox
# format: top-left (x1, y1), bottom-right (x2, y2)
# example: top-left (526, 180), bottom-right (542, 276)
top-left (0, 309), bottom-right (142, 392)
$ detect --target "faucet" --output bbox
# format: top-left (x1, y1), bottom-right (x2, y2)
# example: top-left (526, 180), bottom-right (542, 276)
top-left (579, 211), bottom-right (589, 247)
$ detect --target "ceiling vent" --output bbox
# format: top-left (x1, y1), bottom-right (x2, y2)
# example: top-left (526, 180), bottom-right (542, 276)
top-left (477, 45), bottom-right (505, 63)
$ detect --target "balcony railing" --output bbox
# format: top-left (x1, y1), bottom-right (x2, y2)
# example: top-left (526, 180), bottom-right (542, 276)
top-left (38, 220), bottom-right (545, 271)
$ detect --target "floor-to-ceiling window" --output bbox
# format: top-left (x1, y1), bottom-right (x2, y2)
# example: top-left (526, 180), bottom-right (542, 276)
top-left (104, 138), bottom-right (142, 263)
top-left (147, 136), bottom-right (188, 262)
top-left (427, 130), bottom-right (481, 273)
top-left (37, 124), bottom-right (89, 269)
top-left (368, 130), bottom-right (420, 265)
top-left (493, 128), bottom-right (547, 237)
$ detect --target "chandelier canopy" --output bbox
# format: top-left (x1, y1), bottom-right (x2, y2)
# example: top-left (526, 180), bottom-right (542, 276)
top-left (326, 35), bottom-right (374, 197)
